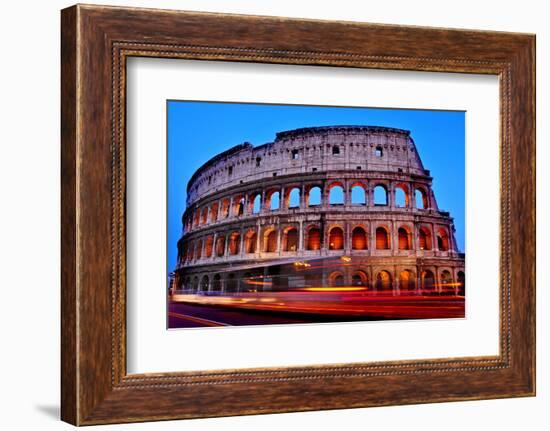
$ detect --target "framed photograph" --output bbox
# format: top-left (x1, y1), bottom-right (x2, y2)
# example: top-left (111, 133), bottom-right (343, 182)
top-left (61, 4), bottom-right (535, 425)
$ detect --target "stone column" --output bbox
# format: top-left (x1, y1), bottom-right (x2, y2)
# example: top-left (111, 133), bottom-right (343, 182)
top-left (261, 189), bottom-right (267, 213)
top-left (298, 220), bottom-right (304, 252)
top-left (344, 179), bottom-right (351, 207)
top-left (256, 223), bottom-right (261, 255)
top-left (300, 184), bottom-right (306, 208)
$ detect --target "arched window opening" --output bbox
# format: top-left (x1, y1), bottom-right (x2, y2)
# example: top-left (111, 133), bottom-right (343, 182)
top-left (192, 276), bottom-right (199, 292)
top-left (328, 227), bottom-right (344, 250)
top-left (352, 226), bottom-right (368, 250)
top-left (376, 227), bottom-right (390, 250)
top-left (244, 230), bottom-right (257, 254)
top-left (373, 185), bottom-right (388, 205)
top-left (395, 185), bottom-right (408, 208)
top-left (200, 208), bottom-right (208, 225)
top-left (283, 227), bottom-right (298, 252)
top-left (399, 270), bottom-right (415, 291)
top-left (306, 227), bottom-right (321, 250)
top-left (415, 188), bottom-right (428, 209)
top-left (419, 227), bottom-right (432, 250)
top-left (228, 232), bottom-right (241, 255)
top-left (210, 202), bottom-right (219, 222)
top-left (212, 274), bottom-right (222, 291)
top-left (352, 271), bottom-right (369, 287)
top-left (440, 270), bottom-right (453, 294)
top-left (437, 229), bottom-right (450, 251)
top-left (376, 271), bottom-right (392, 290)
top-left (332, 145), bottom-right (340, 155)
top-left (188, 243), bottom-right (195, 261)
top-left (308, 186), bottom-right (322, 206)
top-left (375, 146), bottom-right (383, 157)
top-left (288, 187), bottom-right (301, 208)
top-left (215, 236), bottom-right (226, 257)
top-left (398, 227), bottom-right (411, 250)
top-left (234, 196), bottom-right (245, 216)
top-left (195, 240), bottom-right (203, 259)
top-left (264, 230), bottom-right (278, 253)
top-left (193, 211), bottom-right (200, 227)
top-left (200, 275), bottom-right (209, 292)
top-left (268, 191), bottom-right (280, 210)
top-left (329, 185), bottom-right (344, 205)
top-left (226, 273), bottom-right (238, 293)
top-left (422, 270), bottom-right (436, 292)
top-left (252, 194), bottom-right (261, 214)
top-left (329, 271), bottom-right (345, 286)
top-left (204, 236), bottom-right (213, 258)
top-left (351, 185), bottom-right (366, 205)
top-left (221, 199), bottom-right (231, 218)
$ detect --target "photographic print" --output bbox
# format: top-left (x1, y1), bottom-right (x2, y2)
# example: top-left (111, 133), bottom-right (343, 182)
top-left (167, 101), bottom-right (465, 329)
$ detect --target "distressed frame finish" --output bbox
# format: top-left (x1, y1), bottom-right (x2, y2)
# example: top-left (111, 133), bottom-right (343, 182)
top-left (61, 4), bottom-right (535, 425)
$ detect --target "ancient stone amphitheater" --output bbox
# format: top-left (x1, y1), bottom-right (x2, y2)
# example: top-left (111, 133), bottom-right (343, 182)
top-left (174, 125), bottom-right (465, 296)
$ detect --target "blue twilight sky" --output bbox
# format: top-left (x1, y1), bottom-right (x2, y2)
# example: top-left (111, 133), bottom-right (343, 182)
top-left (167, 101), bottom-right (465, 273)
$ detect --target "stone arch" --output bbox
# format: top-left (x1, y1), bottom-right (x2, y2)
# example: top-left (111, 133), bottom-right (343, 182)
top-left (220, 198), bottom-right (231, 218)
top-left (376, 226), bottom-right (391, 250)
top-left (228, 231), bottom-right (241, 255)
top-left (212, 274), bottom-right (222, 291)
top-left (244, 229), bottom-right (257, 254)
top-left (204, 235), bottom-right (214, 258)
top-left (394, 183), bottom-right (409, 208)
top-left (373, 184), bottom-right (388, 205)
top-left (306, 225), bottom-right (322, 250)
top-left (263, 228), bottom-right (278, 252)
top-left (307, 185), bottom-right (322, 206)
top-left (282, 226), bottom-right (299, 252)
top-left (352, 270), bottom-right (369, 287)
top-left (266, 189), bottom-right (281, 210)
top-left (328, 182), bottom-right (345, 205)
top-left (398, 269), bottom-right (415, 291)
top-left (195, 239), bottom-right (203, 259)
top-left (422, 269), bottom-right (436, 292)
top-left (210, 202), bottom-right (219, 222)
top-left (193, 210), bottom-right (200, 227)
top-left (350, 182), bottom-right (367, 205)
top-left (233, 194), bottom-right (245, 216)
top-left (250, 193), bottom-right (262, 214)
top-left (226, 273), bottom-right (238, 293)
top-left (192, 276), bottom-right (199, 292)
top-left (419, 226), bottom-right (433, 250)
top-left (415, 187), bottom-right (429, 209)
top-left (398, 226), bottom-right (412, 250)
top-left (375, 270), bottom-right (392, 290)
top-left (200, 207), bottom-right (208, 225)
top-left (200, 275), bottom-right (209, 292)
top-left (187, 241), bottom-right (195, 261)
top-left (215, 235), bottom-right (226, 257)
top-left (329, 271), bottom-right (345, 286)
top-left (440, 270), bottom-right (453, 293)
top-left (328, 226), bottom-right (344, 250)
top-left (437, 227), bottom-right (450, 251)
top-left (352, 226), bottom-right (368, 250)
top-left (285, 187), bottom-right (301, 209)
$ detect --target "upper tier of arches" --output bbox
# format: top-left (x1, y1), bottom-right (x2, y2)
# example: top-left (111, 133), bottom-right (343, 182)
top-left (184, 177), bottom-right (438, 234)
top-left (185, 126), bottom-right (428, 206)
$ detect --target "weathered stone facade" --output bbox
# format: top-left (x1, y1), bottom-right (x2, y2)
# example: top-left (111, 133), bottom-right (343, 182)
top-left (175, 126), bottom-right (465, 295)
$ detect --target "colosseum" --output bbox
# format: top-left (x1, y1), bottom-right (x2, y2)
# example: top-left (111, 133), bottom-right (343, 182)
top-left (173, 125), bottom-right (465, 302)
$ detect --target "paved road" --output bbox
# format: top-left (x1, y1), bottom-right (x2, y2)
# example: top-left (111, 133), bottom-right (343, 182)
top-left (167, 301), bottom-right (405, 328)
